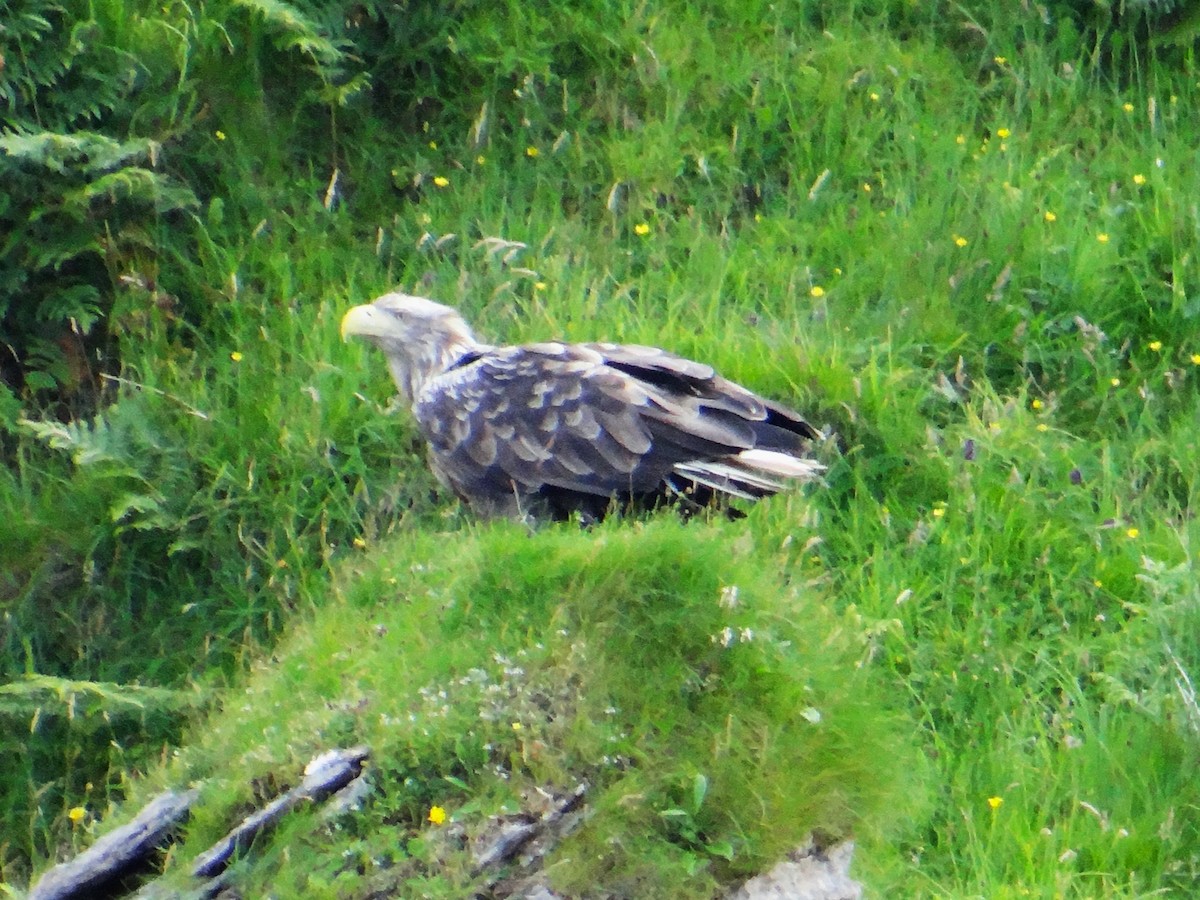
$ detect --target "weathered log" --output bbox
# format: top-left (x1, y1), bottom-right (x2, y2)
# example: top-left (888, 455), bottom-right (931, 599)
top-left (30, 745), bottom-right (858, 900)
top-left (472, 782), bottom-right (587, 876)
top-left (190, 745), bottom-right (370, 879)
top-left (29, 789), bottom-right (199, 900)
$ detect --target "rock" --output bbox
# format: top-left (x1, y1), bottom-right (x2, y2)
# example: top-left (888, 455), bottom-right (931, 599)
top-left (725, 838), bottom-right (861, 900)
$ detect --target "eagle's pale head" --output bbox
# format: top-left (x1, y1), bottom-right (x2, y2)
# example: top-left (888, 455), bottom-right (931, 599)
top-left (341, 292), bottom-right (480, 406)
top-left (340, 292), bottom-right (475, 347)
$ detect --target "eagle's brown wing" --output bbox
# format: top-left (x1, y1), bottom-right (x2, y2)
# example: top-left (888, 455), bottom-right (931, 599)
top-left (580, 342), bottom-right (818, 450)
top-left (414, 342), bottom-right (818, 520)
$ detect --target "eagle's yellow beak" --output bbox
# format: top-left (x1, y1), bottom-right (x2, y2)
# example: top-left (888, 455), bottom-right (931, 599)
top-left (340, 304), bottom-right (380, 342)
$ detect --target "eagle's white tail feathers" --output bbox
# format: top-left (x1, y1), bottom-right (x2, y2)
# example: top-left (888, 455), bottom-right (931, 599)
top-left (735, 448), bottom-right (826, 480)
top-left (673, 462), bottom-right (774, 499)
top-left (674, 449), bottom-right (824, 500)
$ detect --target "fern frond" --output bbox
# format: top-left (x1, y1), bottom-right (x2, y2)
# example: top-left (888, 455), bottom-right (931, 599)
top-left (60, 167), bottom-right (199, 214)
top-left (232, 0), bottom-right (344, 65)
top-left (34, 283), bottom-right (103, 332)
top-left (0, 131), bottom-right (152, 173)
top-left (0, 2), bottom-right (128, 130)
top-left (18, 413), bottom-right (122, 466)
top-left (0, 675), bottom-right (206, 722)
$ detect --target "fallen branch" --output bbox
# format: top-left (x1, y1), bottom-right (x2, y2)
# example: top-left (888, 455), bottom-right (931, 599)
top-left (472, 783), bottom-right (588, 880)
top-left (191, 745), bottom-right (371, 878)
top-left (29, 789), bottom-right (199, 900)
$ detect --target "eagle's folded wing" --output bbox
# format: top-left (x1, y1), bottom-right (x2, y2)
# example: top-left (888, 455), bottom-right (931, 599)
top-left (416, 343), bottom-right (820, 512)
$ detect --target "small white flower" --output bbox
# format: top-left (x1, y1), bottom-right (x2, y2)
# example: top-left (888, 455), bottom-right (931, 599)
top-left (712, 627), bottom-right (735, 648)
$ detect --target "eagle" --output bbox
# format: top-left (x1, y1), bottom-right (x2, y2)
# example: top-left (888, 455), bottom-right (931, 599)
top-left (340, 292), bottom-right (823, 522)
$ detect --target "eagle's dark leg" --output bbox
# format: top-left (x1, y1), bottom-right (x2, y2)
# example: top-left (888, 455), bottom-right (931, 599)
top-left (524, 481), bottom-right (749, 526)
top-left (535, 485), bottom-right (614, 525)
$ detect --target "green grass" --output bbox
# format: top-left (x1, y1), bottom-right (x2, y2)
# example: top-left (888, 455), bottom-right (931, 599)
top-left (126, 519), bottom-right (919, 897)
top-left (4, 0), bottom-right (1200, 895)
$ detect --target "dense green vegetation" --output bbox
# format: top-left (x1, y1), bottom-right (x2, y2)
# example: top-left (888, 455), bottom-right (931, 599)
top-left (3, 0), bottom-right (1200, 894)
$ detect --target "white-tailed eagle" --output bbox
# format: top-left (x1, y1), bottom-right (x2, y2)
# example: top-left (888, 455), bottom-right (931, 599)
top-left (341, 293), bottom-right (823, 521)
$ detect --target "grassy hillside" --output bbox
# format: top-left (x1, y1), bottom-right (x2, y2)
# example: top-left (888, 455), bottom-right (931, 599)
top-left (3, 0), bottom-right (1200, 894)
top-left (120, 521), bottom-right (921, 897)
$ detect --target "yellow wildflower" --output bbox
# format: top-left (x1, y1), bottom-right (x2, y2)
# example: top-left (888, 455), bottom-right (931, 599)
top-left (997, 127), bottom-right (1011, 139)
top-left (634, 223), bottom-right (651, 236)
top-left (956, 134), bottom-right (966, 145)
top-left (869, 92), bottom-right (880, 101)
top-left (476, 155), bottom-right (486, 165)
top-left (1044, 211), bottom-right (1057, 222)
top-left (428, 140), bottom-right (437, 149)
top-left (1126, 527), bottom-right (1139, 539)
top-left (432, 176), bottom-right (450, 188)
top-left (511, 721), bottom-right (523, 731)
top-left (215, 130), bottom-right (226, 141)
top-left (954, 235), bottom-right (968, 248)
top-left (932, 506), bottom-right (946, 518)
top-left (1123, 102), bottom-right (1135, 113)
top-left (1031, 399), bottom-right (1043, 409)
top-left (1148, 340), bottom-right (1162, 352)
top-left (526, 146), bottom-right (539, 158)
top-left (427, 805), bottom-right (447, 826)
top-left (230, 351), bottom-right (243, 363)
top-left (1097, 233), bottom-right (1110, 243)
top-left (1191, 353), bottom-right (1200, 365)
top-left (1036, 423), bottom-right (1049, 432)
top-left (1133, 173), bottom-right (1146, 185)
top-left (534, 281), bottom-right (547, 291)
top-left (1110, 377), bottom-right (1121, 387)
top-left (863, 182), bottom-right (872, 192)
top-left (353, 536), bottom-right (367, 549)
top-left (1094, 579), bottom-right (1103, 588)
top-left (810, 286), bottom-right (826, 298)
top-left (68, 806), bottom-right (86, 824)
top-left (987, 796), bottom-right (1003, 810)
top-left (994, 56), bottom-right (1008, 65)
